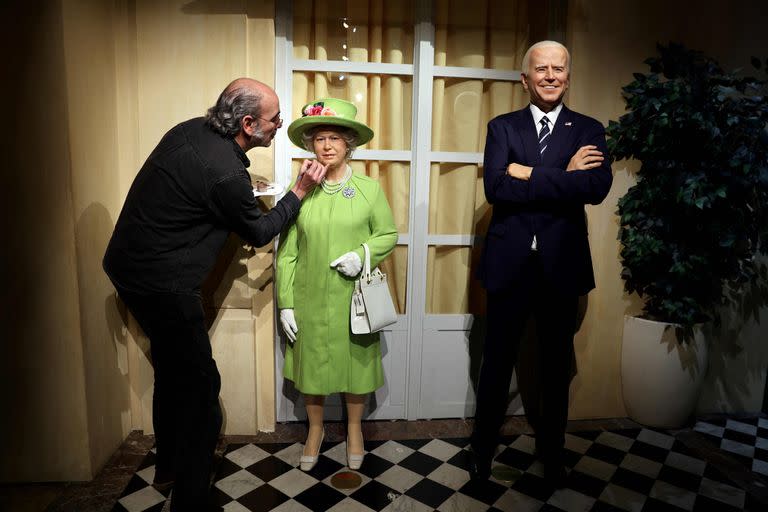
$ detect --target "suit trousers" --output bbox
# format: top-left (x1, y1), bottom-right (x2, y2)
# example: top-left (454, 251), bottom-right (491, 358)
top-left (116, 286), bottom-right (222, 511)
top-left (472, 250), bottom-right (578, 465)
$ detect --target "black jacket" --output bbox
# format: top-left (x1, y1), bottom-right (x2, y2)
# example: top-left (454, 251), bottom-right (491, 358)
top-left (479, 105), bottom-right (613, 295)
top-left (104, 117), bottom-right (300, 294)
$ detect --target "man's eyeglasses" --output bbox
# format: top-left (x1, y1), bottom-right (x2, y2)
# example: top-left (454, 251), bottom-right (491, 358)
top-left (258, 113), bottom-right (283, 126)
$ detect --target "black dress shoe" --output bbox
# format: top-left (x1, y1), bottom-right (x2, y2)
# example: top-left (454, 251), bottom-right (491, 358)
top-left (468, 449), bottom-right (492, 480)
top-left (152, 466), bottom-right (175, 492)
top-left (543, 463), bottom-right (568, 489)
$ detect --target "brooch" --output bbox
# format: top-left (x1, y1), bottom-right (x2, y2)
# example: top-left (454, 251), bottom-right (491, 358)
top-left (342, 186), bottom-right (356, 198)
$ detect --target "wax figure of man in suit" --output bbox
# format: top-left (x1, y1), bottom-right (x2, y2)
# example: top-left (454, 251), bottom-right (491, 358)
top-left (470, 41), bottom-right (613, 487)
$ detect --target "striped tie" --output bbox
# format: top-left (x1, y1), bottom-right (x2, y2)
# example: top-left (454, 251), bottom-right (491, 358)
top-left (539, 116), bottom-right (551, 154)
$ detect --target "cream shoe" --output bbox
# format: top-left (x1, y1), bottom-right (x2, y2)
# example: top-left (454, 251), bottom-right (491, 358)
top-left (346, 431), bottom-right (365, 470)
top-left (300, 429), bottom-right (324, 472)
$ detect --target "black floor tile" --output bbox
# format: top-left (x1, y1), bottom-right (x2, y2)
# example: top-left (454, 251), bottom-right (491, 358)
top-left (398, 451), bottom-right (443, 476)
top-left (293, 482), bottom-right (345, 511)
top-left (349, 479), bottom-right (397, 511)
top-left (404, 478), bottom-right (454, 509)
top-left (457, 477), bottom-right (507, 505)
top-left (630, 440), bottom-right (672, 463)
top-left (238, 484), bottom-right (290, 512)
top-left (246, 455), bottom-right (294, 482)
top-left (445, 448), bottom-right (473, 472)
top-left (494, 446), bottom-right (536, 471)
top-left (641, 496), bottom-right (688, 511)
top-left (657, 465), bottom-right (703, 492)
top-left (509, 473), bottom-right (556, 502)
top-left (357, 452), bottom-right (394, 479)
top-left (566, 470), bottom-right (607, 499)
top-left (586, 442), bottom-right (627, 466)
top-left (612, 466), bottom-right (655, 495)
top-left (692, 494), bottom-right (743, 512)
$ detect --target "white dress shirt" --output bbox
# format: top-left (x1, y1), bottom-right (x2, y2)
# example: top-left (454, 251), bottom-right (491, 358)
top-left (528, 102), bottom-right (563, 250)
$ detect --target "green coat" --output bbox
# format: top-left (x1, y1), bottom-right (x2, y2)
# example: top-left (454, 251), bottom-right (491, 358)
top-left (276, 172), bottom-right (398, 395)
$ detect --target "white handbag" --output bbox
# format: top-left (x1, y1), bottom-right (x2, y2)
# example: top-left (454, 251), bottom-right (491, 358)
top-left (350, 243), bottom-right (397, 334)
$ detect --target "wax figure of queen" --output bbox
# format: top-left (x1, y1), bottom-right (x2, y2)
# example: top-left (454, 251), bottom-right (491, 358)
top-left (276, 98), bottom-right (398, 472)
top-left (471, 41), bottom-right (613, 486)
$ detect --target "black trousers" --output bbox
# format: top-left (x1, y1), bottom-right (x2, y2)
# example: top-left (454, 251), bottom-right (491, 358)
top-left (116, 286), bottom-right (222, 511)
top-left (472, 251), bottom-right (578, 465)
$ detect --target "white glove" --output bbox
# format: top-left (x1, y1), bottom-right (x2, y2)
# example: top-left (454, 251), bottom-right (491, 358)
top-left (330, 251), bottom-right (363, 277)
top-left (280, 309), bottom-right (298, 343)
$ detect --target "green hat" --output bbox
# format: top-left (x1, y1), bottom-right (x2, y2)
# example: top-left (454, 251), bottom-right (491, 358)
top-left (287, 98), bottom-right (374, 149)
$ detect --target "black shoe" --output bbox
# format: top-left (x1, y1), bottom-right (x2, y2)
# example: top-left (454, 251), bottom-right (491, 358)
top-left (152, 466), bottom-right (175, 492)
top-left (543, 463), bottom-right (567, 489)
top-left (468, 449), bottom-right (492, 480)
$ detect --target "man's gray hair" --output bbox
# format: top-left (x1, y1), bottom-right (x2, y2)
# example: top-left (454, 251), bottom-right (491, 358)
top-left (301, 125), bottom-right (358, 157)
top-left (205, 86), bottom-right (263, 137)
top-left (521, 40), bottom-right (571, 71)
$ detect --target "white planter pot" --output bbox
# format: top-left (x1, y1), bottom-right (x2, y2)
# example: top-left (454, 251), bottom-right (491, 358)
top-left (621, 315), bottom-right (708, 428)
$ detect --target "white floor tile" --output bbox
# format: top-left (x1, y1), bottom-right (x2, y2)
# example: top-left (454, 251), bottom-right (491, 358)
top-left (720, 438), bottom-right (755, 458)
top-left (509, 434), bottom-right (537, 454)
top-left (694, 422), bottom-right (725, 437)
top-left (214, 468), bottom-right (264, 499)
top-left (492, 489), bottom-right (543, 512)
top-left (426, 463), bottom-right (470, 491)
top-left (564, 433), bottom-right (593, 454)
top-left (547, 488), bottom-right (595, 512)
top-left (698, 477), bottom-right (746, 509)
top-left (370, 440), bottom-right (415, 464)
top-left (226, 443), bottom-right (271, 468)
top-left (596, 431), bottom-right (635, 452)
top-left (664, 451), bottom-right (706, 475)
top-left (619, 454), bottom-right (662, 479)
top-left (598, 483), bottom-right (646, 512)
top-left (419, 439), bottom-right (462, 461)
top-left (375, 464), bottom-right (424, 493)
top-left (637, 429), bottom-right (675, 450)
top-left (753, 458), bottom-right (768, 476)
top-left (649, 480), bottom-right (697, 511)
top-left (725, 419), bottom-right (758, 436)
top-left (573, 455), bottom-right (617, 481)
top-left (436, 492), bottom-right (488, 512)
top-left (269, 468), bottom-right (320, 497)
top-left (118, 486), bottom-right (166, 512)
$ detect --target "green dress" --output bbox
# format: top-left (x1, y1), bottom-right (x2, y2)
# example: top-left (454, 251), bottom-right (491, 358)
top-left (276, 171), bottom-right (398, 395)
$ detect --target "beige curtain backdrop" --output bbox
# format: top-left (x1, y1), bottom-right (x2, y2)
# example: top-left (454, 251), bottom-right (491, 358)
top-left (428, 0), bottom-right (530, 314)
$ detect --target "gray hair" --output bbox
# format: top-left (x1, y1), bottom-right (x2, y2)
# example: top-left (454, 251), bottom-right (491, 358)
top-left (301, 125), bottom-right (358, 157)
top-left (205, 86), bottom-right (263, 137)
top-left (521, 40), bottom-right (571, 71)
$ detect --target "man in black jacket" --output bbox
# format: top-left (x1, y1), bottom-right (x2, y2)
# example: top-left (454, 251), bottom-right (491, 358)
top-left (104, 78), bottom-right (325, 511)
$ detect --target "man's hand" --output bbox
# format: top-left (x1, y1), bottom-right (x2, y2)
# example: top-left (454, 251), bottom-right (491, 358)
top-left (507, 163), bottom-right (533, 180)
top-left (279, 309), bottom-right (298, 343)
top-left (330, 251), bottom-right (363, 277)
top-left (291, 159), bottom-right (327, 200)
top-left (566, 145), bottom-right (604, 171)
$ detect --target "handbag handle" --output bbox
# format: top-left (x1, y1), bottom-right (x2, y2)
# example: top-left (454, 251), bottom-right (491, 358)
top-left (361, 242), bottom-right (372, 280)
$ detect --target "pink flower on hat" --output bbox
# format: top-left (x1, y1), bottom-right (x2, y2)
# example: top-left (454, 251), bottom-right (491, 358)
top-left (302, 104), bottom-right (324, 116)
top-left (302, 102), bottom-right (337, 117)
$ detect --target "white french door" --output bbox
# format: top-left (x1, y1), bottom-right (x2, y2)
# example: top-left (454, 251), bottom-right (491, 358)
top-left (273, 0), bottom-right (530, 422)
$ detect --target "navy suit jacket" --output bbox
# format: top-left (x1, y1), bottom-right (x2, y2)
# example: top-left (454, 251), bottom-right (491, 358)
top-left (479, 105), bottom-right (613, 295)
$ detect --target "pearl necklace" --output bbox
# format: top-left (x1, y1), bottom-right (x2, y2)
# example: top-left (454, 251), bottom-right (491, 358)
top-left (321, 165), bottom-right (353, 195)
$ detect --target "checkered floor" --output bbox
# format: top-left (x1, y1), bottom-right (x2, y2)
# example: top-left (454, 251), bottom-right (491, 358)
top-left (113, 417), bottom-right (768, 512)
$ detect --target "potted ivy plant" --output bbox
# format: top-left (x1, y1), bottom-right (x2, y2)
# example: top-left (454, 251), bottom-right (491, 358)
top-left (606, 43), bottom-right (768, 427)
